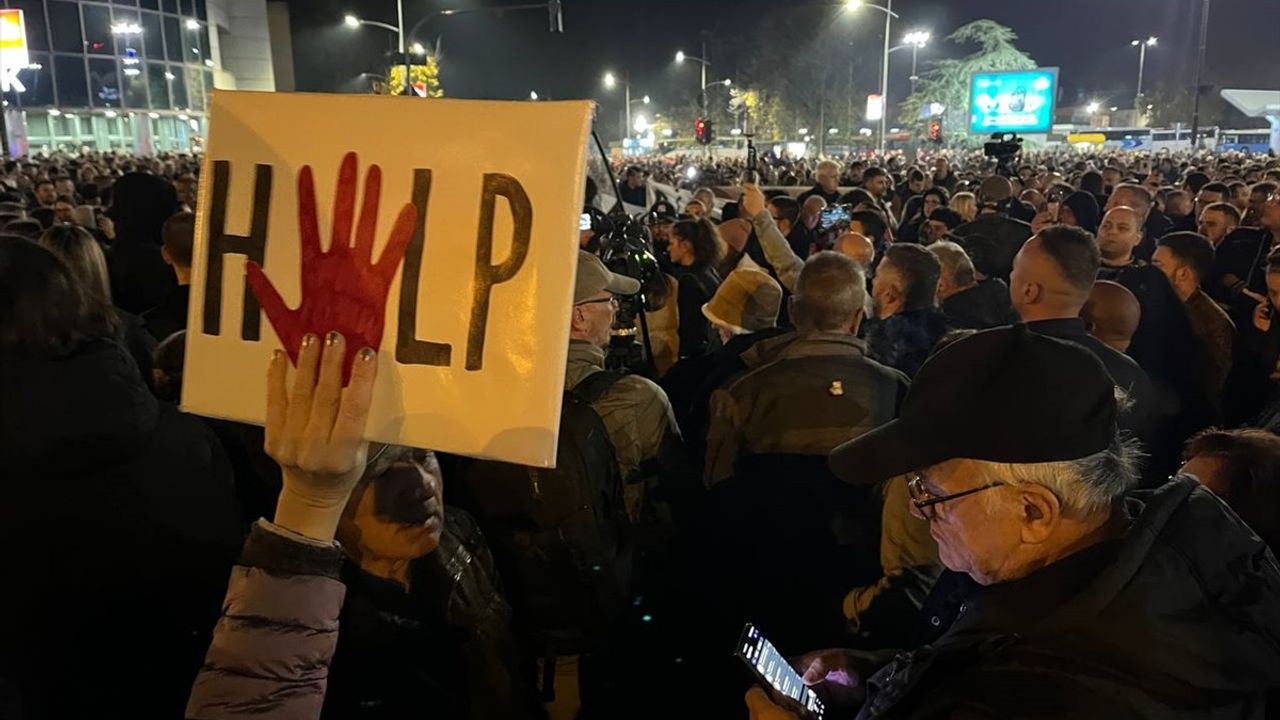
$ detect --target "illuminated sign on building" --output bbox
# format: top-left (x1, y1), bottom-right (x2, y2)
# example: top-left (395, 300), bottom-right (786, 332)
top-left (0, 9), bottom-right (29, 93)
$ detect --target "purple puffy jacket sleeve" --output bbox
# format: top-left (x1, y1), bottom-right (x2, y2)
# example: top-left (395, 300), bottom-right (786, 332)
top-left (186, 520), bottom-right (347, 720)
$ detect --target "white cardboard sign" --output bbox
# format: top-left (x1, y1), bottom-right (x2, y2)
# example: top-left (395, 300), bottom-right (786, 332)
top-left (183, 91), bottom-right (592, 467)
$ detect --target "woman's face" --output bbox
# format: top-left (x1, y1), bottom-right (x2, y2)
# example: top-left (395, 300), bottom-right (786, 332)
top-left (339, 449), bottom-right (444, 564)
top-left (667, 234), bottom-right (694, 266)
top-left (922, 194), bottom-right (942, 217)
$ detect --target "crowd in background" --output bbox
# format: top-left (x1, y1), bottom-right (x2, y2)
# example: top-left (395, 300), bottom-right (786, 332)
top-left (2, 143), bottom-right (1280, 720)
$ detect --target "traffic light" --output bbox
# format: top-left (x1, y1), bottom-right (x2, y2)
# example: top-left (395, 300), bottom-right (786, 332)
top-left (927, 117), bottom-right (944, 143)
top-left (695, 117), bottom-right (714, 145)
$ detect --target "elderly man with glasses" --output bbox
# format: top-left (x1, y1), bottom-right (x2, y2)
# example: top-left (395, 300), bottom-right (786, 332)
top-left (745, 324), bottom-right (1280, 720)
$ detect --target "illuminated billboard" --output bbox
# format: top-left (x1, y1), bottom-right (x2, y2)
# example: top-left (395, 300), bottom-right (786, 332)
top-left (968, 68), bottom-right (1058, 134)
top-left (0, 8), bottom-right (28, 93)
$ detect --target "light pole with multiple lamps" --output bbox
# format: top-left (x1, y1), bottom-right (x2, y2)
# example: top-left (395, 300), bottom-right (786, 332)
top-left (845, 0), bottom-right (900, 156)
top-left (1130, 36), bottom-right (1157, 124)
top-left (902, 30), bottom-right (930, 88)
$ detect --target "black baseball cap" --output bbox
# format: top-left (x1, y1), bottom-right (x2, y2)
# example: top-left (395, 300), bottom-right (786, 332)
top-left (829, 324), bottom-right (1118, 485)
top-left (650, 200), bottom-right (677, 222)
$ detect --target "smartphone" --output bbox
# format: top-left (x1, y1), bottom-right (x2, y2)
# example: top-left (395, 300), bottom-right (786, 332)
top-left (579, 212), bottom-right (592, 231)
top-left (742, 137), bottom-right (760, 184)
top-left (818, 205), bottom-right (852, 232)
top-left (736, 623), bottom-right (825, 719)
top-left (1046, 200), bottom-right (1060, 220)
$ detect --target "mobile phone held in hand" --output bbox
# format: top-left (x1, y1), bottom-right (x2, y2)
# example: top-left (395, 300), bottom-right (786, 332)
top-left (736, 623), bottom-right (825, 719)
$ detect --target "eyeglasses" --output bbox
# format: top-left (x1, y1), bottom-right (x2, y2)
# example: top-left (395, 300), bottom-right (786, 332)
top-left (907, 473), bottom-right (1002, 520)
top-left (576, 296), bottom-right (619, 309)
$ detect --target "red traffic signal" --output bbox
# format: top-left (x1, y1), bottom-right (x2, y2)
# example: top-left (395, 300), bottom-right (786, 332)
top-left (927, 117), bottom-right (943, 143)
top-left (694, 118), bottom-right (708, 144)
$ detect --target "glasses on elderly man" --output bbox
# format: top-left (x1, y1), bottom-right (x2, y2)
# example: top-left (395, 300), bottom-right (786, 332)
top-left (577, 296), bottom-right (619, 309)
top-left (907, 473), bottom-right (1002, 520)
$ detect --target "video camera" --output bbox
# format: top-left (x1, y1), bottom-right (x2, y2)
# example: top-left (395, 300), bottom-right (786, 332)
top-left (983, 132), bottom-right (1023, 160)
top-left (983, 132), bottom-right (1023, 177)
top-left (591, 207), bottom-right (666, 376)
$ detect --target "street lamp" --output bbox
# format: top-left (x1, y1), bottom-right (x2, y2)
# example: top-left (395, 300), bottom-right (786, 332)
top-left (603, 70), bottom-right (650, 142)
top-left (1086, 101), bottom-right (1101, 115)
top-left (410, 41), bottom-right (426, 55)
top-left (901, 30), bottom-right (930, 83)
top-left (1130, 36), bottom-right (1157, 123)
top-left (529, 90), bottom-right (539, 100)
top-left (674, 41), bottom-right (711, 117)
top-left (846, 0), bottom-right (900, 155)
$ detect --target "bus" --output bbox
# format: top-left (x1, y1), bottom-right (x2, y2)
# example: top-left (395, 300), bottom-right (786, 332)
top-left (1064, 128), bottom-right (1153, 151)
top-left (1218, 129), bottom-right (1273, 154)
top-left (1058, 127), bottom-right (1220, 152)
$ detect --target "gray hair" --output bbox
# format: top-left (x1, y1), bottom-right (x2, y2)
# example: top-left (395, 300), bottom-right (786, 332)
top-left (929, 241), bottom-right (976, 288)
top-left (975, 436), bottom-right (1143, 518)
top-left (793, 251), bottom-right (868, 332)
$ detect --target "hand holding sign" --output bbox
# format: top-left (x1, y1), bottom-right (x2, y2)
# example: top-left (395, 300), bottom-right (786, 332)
top-left (246, 152), bottom-right (416, 384)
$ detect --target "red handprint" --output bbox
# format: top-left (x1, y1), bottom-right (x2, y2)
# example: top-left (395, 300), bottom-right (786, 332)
top-left (246, 151), bottom-right (416, 384)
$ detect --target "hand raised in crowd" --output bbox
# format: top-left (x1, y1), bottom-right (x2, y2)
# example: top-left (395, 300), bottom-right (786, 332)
top-left (97, 214), bottom-right (116, 240)
top-left (246, 151), bottom-right (416, 385)
top-left (1247, 290), bottom-right (1272, 333)
top-left (1031, 208), bottom-right (1058, 235)
top-left (267, 332), bottom-right (379, 542)
top-left (740, 182), bottom-right (767, 219)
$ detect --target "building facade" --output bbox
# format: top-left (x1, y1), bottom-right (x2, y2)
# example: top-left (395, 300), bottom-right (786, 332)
top-left (1, 0), bottom-right (290, 156)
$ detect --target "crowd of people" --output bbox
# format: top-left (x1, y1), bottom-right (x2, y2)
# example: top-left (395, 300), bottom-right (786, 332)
top-left (2, 142), bottom-right (1280, 720)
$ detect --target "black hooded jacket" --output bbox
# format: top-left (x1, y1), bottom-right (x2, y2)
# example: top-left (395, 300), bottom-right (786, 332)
top-left (941, 279), bottom-right (1019, 330)
top-left (858, 478), bottom-right (1280, 719)
top-left (0, 338), bottom-right (244, 719)
top-left (107, 172), bottom-right (181, 314)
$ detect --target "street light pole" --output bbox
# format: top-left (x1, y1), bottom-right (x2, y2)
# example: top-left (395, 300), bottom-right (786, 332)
top-left (879, 0), bottom-right (891, 156)
top-left (1190, 0), bottom-right (1210, 148)
top-left (700, 38), bottom-right (708, 118)
top-left (1131, 37), bottom-right (1156, 123)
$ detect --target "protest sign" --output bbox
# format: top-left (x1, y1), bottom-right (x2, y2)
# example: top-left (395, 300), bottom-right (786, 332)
top-left (183, 91), bottom-right (593, 467)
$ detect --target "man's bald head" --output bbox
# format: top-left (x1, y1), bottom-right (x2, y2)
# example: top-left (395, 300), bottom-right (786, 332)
top-left (718, 217), bottom-right (752, 254)
top-left (835, 231), bottom-right (875, 268)
top-left (1009, 226), bottom-right (1101, 321)
top-left (1082, 280), bottom-right (1141, 353)
top-left (1098, 206), bottom-right (1143, 264)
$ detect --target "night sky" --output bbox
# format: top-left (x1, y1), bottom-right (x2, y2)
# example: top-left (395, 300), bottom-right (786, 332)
top-left (283, 0), bottom-right (1279, 127)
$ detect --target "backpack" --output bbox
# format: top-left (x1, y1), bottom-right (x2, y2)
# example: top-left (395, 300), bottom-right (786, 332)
top-left (454, 370), bottom-right (631, 660)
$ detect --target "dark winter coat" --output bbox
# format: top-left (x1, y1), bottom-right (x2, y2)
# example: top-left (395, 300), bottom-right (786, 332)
top-left (106, 172), bottom-right (181, 313)
top-left (669, 264), bottom-right (721, 359)
top-left (857, 478), bottom-right (1280, 719)
top-left (864, 307), bottom-right (950, 378)
top-left (323, 510), bottom-right (538, 720)
top-left (0, 337), bottom-right (244, 719)
top-left (941, 279), bottom-right (1019, 330)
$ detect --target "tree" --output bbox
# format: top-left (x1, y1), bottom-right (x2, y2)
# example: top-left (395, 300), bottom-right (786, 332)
top-left (899, 20), bottom-right (1036, 145)
top-left (386, 57), bottom-right (444, 98)
top-left (717, 5), bottom-right (875, 145)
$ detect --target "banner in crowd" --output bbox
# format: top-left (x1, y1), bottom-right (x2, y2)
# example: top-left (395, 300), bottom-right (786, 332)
top-left (184, 90), bottom-right (593, 467)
